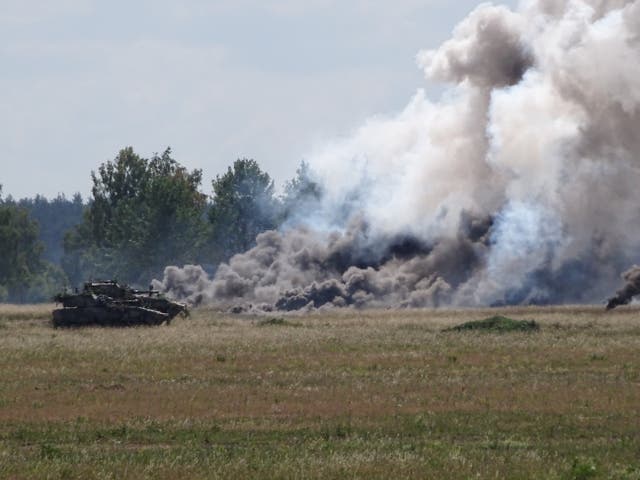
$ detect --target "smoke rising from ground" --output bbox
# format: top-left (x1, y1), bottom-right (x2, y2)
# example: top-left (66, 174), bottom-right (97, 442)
top-left (607, 266), bottom-right (640, 309)
top-left (154, 0), bottom-right (640, 311)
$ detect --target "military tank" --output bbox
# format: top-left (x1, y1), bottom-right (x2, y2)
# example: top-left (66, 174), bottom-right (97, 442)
top-left (52, 280), bottom-right (188, 328)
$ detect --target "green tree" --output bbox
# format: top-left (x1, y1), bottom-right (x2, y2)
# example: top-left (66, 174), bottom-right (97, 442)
top-left (15, 193), bottom-right (85, 265)
top-left (63, 147), bottom-right (208, 285)
top-left (0, 186), bottom-right (58, 302)
top-left (208, 158), bottom-right (281, 258)
top-left (281, 161), bottom-right (323, 222)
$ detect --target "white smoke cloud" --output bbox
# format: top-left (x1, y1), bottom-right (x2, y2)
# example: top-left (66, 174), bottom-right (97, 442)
top-left (155, 0), bottom-right (640, 311)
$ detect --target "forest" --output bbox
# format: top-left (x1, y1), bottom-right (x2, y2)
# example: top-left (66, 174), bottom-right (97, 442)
top-left (0, 147), bottom-right (320, 303)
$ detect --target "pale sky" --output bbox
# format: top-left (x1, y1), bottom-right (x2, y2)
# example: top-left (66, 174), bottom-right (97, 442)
top-left (0, 0), bottom-right (517, 199)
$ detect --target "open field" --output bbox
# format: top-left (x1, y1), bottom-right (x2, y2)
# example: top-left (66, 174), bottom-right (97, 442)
top-left (1, 305), bottom-right (640, 479)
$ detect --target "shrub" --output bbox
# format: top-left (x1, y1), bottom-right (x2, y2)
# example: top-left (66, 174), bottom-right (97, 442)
top-left (445, 315), bottom-right (539, 333)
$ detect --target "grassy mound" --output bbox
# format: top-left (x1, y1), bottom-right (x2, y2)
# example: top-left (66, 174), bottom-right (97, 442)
top-left (257, 317), bottom-right (301, 327)
top-left (446, 315), bottom-right (539, 333)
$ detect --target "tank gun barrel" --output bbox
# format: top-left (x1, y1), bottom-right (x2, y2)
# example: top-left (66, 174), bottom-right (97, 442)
top-left (133, 289), bottom-right (160, 295)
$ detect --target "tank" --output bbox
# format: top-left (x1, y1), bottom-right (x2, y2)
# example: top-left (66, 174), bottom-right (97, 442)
top-left (52, 280), bottom-right (188, 328)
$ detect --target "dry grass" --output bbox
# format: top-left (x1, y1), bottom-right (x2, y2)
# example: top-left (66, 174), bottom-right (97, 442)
top-left (0, 303), bottom-right (55, 322)
top-left (0, 305), bottom-right (639, 478)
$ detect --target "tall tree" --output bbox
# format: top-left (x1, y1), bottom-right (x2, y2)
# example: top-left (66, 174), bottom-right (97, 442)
top-left (0, 186), bottom-right (49, 301)
top-left (16, 193), bottom-right (85, 265)
top-left (63, 147), bottom-right (208, 285)
top-left (281, 161), bottom-right (323, 222)
top-left (209, 158), bottom-right (281, 258)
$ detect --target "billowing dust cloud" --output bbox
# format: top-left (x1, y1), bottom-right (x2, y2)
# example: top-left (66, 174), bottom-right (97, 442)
top-left (155, 0), bottom-right (640, 311)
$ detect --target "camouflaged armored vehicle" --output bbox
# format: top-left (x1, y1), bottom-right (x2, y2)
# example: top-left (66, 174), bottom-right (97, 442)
top-left (52, 280), bottom-right (188, 328)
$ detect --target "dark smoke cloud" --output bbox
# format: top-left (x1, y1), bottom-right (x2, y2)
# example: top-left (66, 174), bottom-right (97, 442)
top-left (606, 266), bottom-right (640, 309)
top-left (153, 214), bottom-right (493, 312)
top-left (155, 0), bottom-right (640, 311)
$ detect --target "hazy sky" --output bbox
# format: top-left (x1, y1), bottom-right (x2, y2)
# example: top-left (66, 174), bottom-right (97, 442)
top-left (1, 0), bottom-right (517, 199)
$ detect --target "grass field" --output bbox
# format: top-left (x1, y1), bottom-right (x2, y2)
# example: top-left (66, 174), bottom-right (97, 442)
top-left (1, 304), bottom-right (640, 479)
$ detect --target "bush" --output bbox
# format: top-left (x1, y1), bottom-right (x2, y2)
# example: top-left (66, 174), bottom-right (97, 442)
top-left (566, 458), bottom-right (597, 480)
top-left (445, 315), bottom-right (539, 333)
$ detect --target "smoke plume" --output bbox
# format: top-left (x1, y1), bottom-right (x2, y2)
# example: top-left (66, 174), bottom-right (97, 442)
top-left (606, 265), bottom-right (640, 309)
top-left (154, 0), bottom-right (640, 311)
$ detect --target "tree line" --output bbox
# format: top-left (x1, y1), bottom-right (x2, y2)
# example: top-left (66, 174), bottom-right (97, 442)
top-left (0, 147), bottom-right (320, 303)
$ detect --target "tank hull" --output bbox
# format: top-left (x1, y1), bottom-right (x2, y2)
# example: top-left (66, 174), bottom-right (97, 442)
top-left (52, 306), bottom-right (169, 328)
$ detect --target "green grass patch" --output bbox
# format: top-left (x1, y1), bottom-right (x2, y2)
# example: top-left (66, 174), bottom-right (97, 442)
top-left (2, 414), bottom-right (639, 479)
top-left (446, 315), bottom-right (540, 333)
